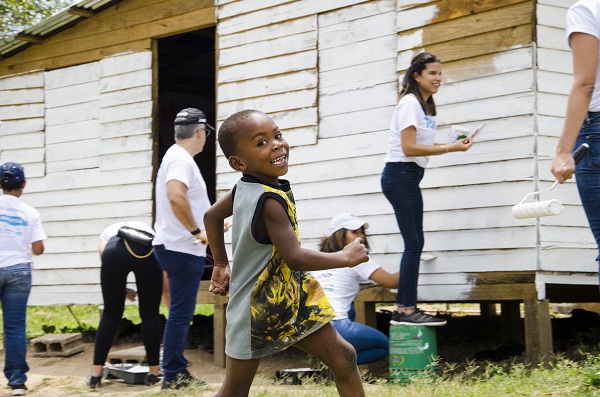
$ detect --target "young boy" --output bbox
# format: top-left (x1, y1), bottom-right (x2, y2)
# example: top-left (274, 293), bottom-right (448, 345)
top-left (204, 110), bottom-right (369, 397)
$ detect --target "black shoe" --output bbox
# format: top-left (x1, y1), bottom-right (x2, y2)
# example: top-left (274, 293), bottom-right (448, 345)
top-left (161, 371), bottom-right (206, 390)
top-left (144, 372), bottom-right (162, 386)
top-left (86, 375), bottom-right (102, 389)
top-left (390, 308), bottom-right (447, 326)
top-left (11, 384), bottom-right (27, 396)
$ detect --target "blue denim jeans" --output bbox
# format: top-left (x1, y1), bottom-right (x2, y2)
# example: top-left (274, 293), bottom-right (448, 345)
top-left (575, 112), bottom-right (600, 279)
top-left (381, 162), bottom-right (425, 309)
top-left (332, 319), bottom-right (389, 365)
top-left (153, 249), bottom-right (204, 381)
top-left (0, 263), bottom-right (31, 386)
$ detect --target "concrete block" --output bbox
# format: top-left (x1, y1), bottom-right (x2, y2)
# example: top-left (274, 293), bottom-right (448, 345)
top-left (30, 333), bottom-right (84, 357)
top-left (107, 345), bottom-right (147, 364)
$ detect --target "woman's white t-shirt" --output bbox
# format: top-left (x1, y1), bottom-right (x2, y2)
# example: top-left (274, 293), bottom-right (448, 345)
top-left (384, 93), bottom-right (437, 168)
top-left (567, 0), bottom-right (600, 111)
top-left (311, 258), bottom-right (381, 321)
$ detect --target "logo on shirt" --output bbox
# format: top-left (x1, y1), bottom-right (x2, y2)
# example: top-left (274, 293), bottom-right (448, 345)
top-left (424, 115), bottom-right (436, 130)
top-left (0, 214), bottom-right (27, 227)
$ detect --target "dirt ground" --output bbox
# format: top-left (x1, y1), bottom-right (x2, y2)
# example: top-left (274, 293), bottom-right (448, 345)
top-left (17, 341), bottom-right (314, 396)
top-left (4, 306), bottom-right (600, 396)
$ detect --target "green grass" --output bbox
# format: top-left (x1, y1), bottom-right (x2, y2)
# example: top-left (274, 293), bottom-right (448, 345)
top-left (0, 304), bottom-right (215, 338)
top-left (93, 355), bottom-right (600, 396)
top-left (9, 305), bottom-right (600, 396)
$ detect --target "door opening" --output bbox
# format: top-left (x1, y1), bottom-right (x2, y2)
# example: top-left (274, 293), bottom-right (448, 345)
top-left (156, 28), bottom-right (216, 203)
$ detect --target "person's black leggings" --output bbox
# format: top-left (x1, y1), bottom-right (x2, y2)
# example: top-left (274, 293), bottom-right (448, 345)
top-left (93, 236), bottom-right (163, 366)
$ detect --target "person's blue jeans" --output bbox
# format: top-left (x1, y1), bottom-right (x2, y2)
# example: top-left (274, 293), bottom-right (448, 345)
top-left (154, 249), bottom-right (204, 381)
top-left (575, 111), bottom-right (600, 285)
top-left (0, 263), bottom-right (31, 386)
top-left (332, 319), bottom-right (389, 365)
top-left (381, 161), bottom-right (425, 309)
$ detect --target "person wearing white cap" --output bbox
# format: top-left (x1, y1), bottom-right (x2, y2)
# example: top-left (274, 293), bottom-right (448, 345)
top-left (311, 213), bottom-right (398, 365)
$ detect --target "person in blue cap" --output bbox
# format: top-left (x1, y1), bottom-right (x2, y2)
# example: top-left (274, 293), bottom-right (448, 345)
top-left (0, 162), bottom-right (47, 396)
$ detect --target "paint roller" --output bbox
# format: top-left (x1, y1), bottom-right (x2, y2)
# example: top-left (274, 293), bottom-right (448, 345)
top-left (512, 143), bottom-right (590, 219)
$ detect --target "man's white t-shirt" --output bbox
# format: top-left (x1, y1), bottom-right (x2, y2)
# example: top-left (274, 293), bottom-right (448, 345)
top-left (384, 93), bottom-right (437, 168)
top-left (567, 0), bottom-right (600, 111)
top-left (0, 195), bottom-right (46, 268)
top-left (311, 258), bottom-right (381, 321)
top-left (153, 144), bottom-right (210, 257)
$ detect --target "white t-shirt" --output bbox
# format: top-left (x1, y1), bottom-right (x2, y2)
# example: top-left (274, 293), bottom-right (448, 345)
top-left (153, 144), bottom-right (211, 256)
top-left (0, 194), bottom-right (47, 268)
top-left (567, 0), bottom-right (600, 111)
top-left (100, 221), bottom-right (154, 240)
top-left (384, 93), bottom-right (437, 168)
top-left (311, 258), bottom-right (381, 321)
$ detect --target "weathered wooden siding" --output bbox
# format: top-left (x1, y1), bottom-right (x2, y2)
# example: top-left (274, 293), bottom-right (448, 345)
top-left (0, 0), bottom-right (595, 306)
top-left (0, 51), bottom-right (155, 305)
top-left (212, 0), bottom-right (598, 301)
top-left (0, 0), bottom-right (215, 76)
top-left (535, 0), bottom-right (596, 280)
top-left (0, 0), bottom-right (217, 305)
top-left (400, 0), bottom-right (542, 299)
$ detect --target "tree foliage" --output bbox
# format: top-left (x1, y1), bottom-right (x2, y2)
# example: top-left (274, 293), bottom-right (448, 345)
top-left (0, 0), bottom-right (78, 41)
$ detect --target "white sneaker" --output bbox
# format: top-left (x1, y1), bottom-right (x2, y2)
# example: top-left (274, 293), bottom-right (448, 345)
top-left (11, 384), bottom-right (27, 396)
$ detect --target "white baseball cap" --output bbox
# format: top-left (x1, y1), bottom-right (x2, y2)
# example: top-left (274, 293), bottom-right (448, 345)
top-left (329, 213), bottom-right (369, 234)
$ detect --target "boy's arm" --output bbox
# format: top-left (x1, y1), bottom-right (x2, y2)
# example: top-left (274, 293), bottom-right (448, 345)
top-left (262, 197), bottom-right (368, 271)
top-left (204, 191), bottom-right (234, 295)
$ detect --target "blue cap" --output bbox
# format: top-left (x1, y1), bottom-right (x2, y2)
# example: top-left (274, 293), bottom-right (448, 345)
top-left (1, 162), bottom-right (25, 184)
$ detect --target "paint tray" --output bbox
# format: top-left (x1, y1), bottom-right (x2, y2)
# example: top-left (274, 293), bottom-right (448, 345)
top-left (105, 363), bottom-right (149, 384)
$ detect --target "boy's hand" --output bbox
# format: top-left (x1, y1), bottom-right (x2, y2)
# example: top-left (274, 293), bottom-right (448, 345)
top-left (342, 237), bottom-right (369, 267)
top-left (209, 265), bottom-right (231, 296)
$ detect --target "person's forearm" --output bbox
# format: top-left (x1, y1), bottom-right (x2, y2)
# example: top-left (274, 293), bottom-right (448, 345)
top-left (169, 191), bottom-right (200, 232)
top-left (557, 84), bottom-right (593, 155)
top-left (283, 248), bottom-right (350, 271)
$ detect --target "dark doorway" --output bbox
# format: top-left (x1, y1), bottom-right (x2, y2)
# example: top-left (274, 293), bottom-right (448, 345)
top-left (156, 28), bottom-right (216, 203)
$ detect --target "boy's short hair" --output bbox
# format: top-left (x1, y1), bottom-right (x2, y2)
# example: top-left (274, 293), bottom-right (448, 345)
top-left (218, 109), bottom-right (262, 159)
top-left (0, 162), bottom-right (25, 191)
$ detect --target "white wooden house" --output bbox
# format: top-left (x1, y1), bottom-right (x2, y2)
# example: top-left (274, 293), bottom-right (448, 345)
top-left (0, 0), bottom-right (596, 362)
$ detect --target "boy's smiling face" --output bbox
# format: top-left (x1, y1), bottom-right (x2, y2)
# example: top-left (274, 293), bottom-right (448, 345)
top-left (228, 112), bottom-right (289, 185)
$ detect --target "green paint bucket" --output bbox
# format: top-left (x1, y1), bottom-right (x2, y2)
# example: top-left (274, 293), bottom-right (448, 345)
top-left (389, 325), bottom-right (438, 383)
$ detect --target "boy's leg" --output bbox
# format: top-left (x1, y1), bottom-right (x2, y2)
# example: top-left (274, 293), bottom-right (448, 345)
top-left (294, 323), bottom-right (365, 397)
top-left (214, 356), bottom-right (260, 397)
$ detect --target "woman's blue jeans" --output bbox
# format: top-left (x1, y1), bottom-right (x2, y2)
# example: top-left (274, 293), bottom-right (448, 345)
top-left (575, 111), bottom-right (600, 283)
top-left (381, 162), bottom-right (425, 309)
top-left (332, 319), bottom-right (389, 365)
top-left (154, 249), bottom-right (204, 381)
top-left (0, 263), bottom-right (31, 386)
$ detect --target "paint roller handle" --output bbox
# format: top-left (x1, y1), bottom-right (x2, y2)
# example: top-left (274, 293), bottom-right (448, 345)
top-left (573, 143), bottom-right (590, 164)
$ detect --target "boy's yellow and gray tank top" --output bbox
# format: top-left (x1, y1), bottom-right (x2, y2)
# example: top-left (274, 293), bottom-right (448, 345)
top-left (226, 176), bottom-right (334, 360)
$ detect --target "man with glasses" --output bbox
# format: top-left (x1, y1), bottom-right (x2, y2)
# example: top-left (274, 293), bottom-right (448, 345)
top-left (152, 108), bottom-right (213, 390)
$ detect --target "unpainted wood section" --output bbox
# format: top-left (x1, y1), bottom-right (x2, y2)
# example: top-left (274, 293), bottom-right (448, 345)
top-left (441, 48), bottom-right (533, 84)
top-left (399, 2), bottom-right (533, 46)
top-left (402, 24), bottom-right (533, 67)
top-left (523, 299), bottom-right (553, 365)
top-left (0, 0), bottom-right (215, 76)
top-left (398, 0), bottom-right (528, 14)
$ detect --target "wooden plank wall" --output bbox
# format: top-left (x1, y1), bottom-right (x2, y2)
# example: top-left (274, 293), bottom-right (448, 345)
top-left (0, 52), bottom-right (155, 305)
top-left (0, 0), bottom-right (216, 76)
top-left (390, 0), bottom-right (541, 300)
top-left (215, 0), bottom-right (397, 263)
top-left (535, 0), bottom-right (597, 276)
top-left (0, 0), bottom-right (217, 305)
top-left (214, 0), bottom-right (597, 301)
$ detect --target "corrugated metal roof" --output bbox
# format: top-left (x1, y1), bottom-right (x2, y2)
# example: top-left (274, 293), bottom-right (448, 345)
top-left (0, 0), bottom-right (124, 60)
